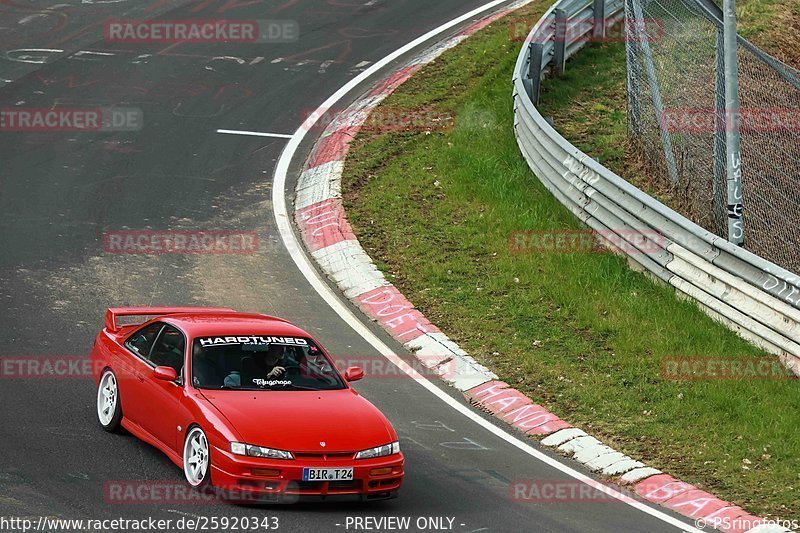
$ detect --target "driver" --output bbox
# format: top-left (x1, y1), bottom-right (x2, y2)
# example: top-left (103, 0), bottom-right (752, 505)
top-left (223, 344), bottom-right (286, 387)
top-left (259, 344), bottom-right (286, 379)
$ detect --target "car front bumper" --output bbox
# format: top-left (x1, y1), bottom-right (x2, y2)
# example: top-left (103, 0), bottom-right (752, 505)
top-left (209, 446), bottom-right (404, 503)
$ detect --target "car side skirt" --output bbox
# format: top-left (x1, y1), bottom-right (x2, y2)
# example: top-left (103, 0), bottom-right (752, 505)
top-left (121, 417), bottom-right (183, 468)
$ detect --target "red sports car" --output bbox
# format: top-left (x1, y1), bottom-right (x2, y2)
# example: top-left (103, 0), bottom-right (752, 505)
top-left (91, 307), bottom-right (404, 502)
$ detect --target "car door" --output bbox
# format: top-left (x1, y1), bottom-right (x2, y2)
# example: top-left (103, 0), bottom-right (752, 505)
top-left (144, 324), bottom-right (187, 453)
top-left (119, 322), bottom-right (164, 427)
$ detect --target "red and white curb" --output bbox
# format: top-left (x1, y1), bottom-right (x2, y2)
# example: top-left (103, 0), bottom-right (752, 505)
top-left (292, 5), bottom-right (789, 533)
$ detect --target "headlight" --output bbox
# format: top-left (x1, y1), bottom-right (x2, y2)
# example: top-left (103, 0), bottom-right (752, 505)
top-left (230, 442), bottom-right (293, 460)
top-left (354, 441), bottom-right (400, 460)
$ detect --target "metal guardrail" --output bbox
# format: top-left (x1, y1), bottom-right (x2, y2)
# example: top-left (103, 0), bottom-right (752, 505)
top-left (512, 0), bottom-right (800, 373)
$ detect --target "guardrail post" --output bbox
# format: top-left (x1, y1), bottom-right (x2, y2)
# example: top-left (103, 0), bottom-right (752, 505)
top-left (554, 9), bottom-right (568, 75)
top-left (528, 42), bottom-right (544, 105)
top-left (712, 27), bottom-right (727, 236)
top-left (723, 0), bottom-right (744, 246)
top-left (593, 0), bottom-right (607, 40)
top-left (625, 0), bottom-right (642, 136)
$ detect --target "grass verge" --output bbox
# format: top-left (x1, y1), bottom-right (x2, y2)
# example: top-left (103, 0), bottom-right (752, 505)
top-left (340, 1), bottom-right (800, 519)
top-left (737, 0), bottom-right (800, 67)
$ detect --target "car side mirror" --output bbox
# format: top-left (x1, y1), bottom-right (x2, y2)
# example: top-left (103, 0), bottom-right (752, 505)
top-left (345, 366), bottom-right (364, 382)
top-left (154, 366), bottom-right (178, 382)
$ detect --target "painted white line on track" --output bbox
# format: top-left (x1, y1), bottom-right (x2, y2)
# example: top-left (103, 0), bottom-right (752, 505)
top-left (270, 1), bottom-right (702, 531)
top-left (217, 129), bottom-right (294, 139)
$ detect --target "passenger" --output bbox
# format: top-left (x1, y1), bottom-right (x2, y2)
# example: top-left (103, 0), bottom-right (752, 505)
top-left (223, 346), bottom-right (243, 387)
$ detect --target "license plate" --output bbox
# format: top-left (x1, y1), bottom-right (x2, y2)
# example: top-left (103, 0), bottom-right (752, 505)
top-left (302, 467), bottom-right (354, 481)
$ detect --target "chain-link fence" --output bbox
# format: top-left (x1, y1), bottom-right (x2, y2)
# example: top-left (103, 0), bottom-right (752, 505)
top-left (625, 0), bottom-right (800, 274)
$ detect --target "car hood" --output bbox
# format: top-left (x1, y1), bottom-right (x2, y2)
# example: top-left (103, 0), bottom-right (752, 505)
top-left (200, 388), bottom-right (396, 453)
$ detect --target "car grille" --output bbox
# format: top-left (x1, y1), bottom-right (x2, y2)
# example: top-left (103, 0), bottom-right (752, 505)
top-left (289, 480), bottom-right (361, 494)
top-left (328, 480), bottom-right (359, 490)
top-left (293, 451), bottom-right (355, 460)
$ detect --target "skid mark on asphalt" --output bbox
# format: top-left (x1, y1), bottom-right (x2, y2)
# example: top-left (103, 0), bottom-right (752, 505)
top-left (410, 420), bottom-right (455, 432)
top-left (439, 437), bottom-right (489, 450)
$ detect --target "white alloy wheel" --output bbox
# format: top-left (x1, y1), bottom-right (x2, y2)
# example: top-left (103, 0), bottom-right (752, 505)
top-left (97, 370), bottom-right (119, 427)
top-left (183, 427), bottom-right (210, 487)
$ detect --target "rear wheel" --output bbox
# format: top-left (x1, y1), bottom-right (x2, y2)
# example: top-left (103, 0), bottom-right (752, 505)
top-left (97, 370), bottom-right (123, 433)
top-left (183, 427), bottom-right (211, 488)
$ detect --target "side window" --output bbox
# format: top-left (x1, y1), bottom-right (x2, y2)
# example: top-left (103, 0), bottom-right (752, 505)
top-left (125, 322), bottom-right (164, 360)
top-left (150, 325), bottom-right (186, 374)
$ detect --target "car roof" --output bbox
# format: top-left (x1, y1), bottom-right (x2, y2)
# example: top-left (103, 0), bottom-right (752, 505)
top-left (158, 312), bottom-right (311, 339)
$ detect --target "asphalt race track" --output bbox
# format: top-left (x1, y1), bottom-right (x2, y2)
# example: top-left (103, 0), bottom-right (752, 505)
top-left (0, 1), bottom-right (696, 532)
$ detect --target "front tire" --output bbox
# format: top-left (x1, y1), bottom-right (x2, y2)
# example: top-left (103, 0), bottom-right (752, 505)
top-left (183, 426), bottom-right (211, 488)
top-left (97, 369), bottom-right (123, 433)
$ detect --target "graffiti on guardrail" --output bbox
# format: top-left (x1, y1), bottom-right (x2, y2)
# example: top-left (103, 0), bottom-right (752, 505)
top-left (762, 273), bottom-right (800, 305)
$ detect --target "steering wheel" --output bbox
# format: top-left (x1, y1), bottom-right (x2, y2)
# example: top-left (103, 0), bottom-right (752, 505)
top-left (283, 365), bottom-right (302, 377)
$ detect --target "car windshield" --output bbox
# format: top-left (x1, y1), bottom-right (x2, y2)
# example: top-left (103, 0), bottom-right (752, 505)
top-left (191, 335), bottom-right (346, 391)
